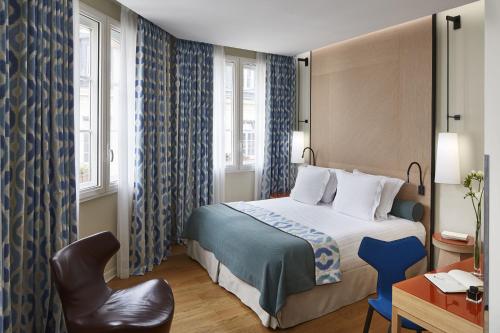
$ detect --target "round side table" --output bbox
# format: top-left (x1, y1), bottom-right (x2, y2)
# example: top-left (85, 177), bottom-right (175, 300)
top-left (270, 192), bottom-right (290, 199)
top-left (432, 232), bottom-right (474, 268)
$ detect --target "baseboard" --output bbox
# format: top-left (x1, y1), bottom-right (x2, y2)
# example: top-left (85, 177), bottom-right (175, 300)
top-left (104, 266), bottom-right (117, 282)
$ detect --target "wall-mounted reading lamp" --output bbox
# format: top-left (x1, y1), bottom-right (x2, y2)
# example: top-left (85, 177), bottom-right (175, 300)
top-left (302, 147), bottom-right (316, 166)
top-left (445, 15), bottom-right (462, 132)
top-left (298, 57), bottom-right (309, 67)
top-left (291, 131), bottom-right (305, 164)
top-left (407, 162), bottom-right (425, 196)
top-left (297, 57), bottom-right (310, 124)
top-left (435, 15), bottom-right (462, 185)
top-left (291, 131), bottom-right (316, 166)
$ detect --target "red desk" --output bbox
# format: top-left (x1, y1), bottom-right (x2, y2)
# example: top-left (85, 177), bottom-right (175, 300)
top-left (392, 258), bottom-right (483, 333)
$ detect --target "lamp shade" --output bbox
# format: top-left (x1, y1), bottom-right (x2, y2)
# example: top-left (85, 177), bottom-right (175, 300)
top-left (291, 131), bottom-right (305, 164)
top-left (435, 132), bottom-right (461, 184)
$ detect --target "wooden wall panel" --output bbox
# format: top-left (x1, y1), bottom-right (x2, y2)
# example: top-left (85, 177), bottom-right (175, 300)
top-left (311, 16), bottom-right (433, 250)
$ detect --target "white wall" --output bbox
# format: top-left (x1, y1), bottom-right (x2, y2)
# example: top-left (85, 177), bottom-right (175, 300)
top-left (484, 0), bottom-right (500, 330)
top-left (82, 0), bottom-right (120, 21)
top-left (435, 2), bottom-right (484, 240)
top-left (225, 171), bottom-right (255, 201)
top-left (79, 194), bottom-right (117, 280)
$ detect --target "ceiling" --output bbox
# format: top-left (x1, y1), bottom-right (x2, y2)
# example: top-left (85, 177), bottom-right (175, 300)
top-left (116, 0), bottom-right (476, 56)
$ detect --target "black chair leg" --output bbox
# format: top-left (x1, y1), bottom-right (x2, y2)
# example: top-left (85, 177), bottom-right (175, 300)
top-left (363, 305), bottom-right (374, 333)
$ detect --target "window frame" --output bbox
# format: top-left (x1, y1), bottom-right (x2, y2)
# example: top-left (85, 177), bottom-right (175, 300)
top-left (225, 56), bottom-right (257, 173)
top-left (108, 25), bottom-right (121, 185)
top-left (78, 14), bottom-right (100, 192)
top-left (79, 3), bottom-right (120, 202)
top-left (224, 56), bottom-right (238, 172)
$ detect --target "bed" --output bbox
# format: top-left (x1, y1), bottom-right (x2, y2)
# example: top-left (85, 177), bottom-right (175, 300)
top-left (183, 196), bottom-right (427, 329)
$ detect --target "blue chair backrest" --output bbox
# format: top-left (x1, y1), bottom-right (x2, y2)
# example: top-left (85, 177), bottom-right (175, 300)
top-left (358, 236), bottom-right (427, 301)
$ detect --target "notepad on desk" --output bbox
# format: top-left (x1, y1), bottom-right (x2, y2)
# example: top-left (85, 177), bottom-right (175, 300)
top-left (425, 270), bottom-right (483, 293)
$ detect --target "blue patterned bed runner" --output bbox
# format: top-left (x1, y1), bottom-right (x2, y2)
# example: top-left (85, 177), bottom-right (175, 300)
top-left (226, 202), bottom-right (342, 285)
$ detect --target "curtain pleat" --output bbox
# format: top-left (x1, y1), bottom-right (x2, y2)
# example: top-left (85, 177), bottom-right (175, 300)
top-left (131, 18), bottom-right (173, 274)
top-left (174, 39), bottom-right (213, 239)
top-left (260, 54), bottom-right (296, 199)
top-left (130, 18), bottom-right (213, 275)
top-left (0, 0), bottom-right (77, 332)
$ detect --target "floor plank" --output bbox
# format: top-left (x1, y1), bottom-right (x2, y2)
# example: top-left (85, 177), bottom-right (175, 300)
top-left (109, 246), bottom-right (412, 333)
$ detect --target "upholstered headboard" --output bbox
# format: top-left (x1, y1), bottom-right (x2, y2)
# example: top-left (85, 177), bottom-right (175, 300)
top-left (310, 16), bottom-right (434, 258)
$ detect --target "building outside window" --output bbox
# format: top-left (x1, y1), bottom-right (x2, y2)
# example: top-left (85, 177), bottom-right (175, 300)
top-left (224, 57), bottom-right (257, 171)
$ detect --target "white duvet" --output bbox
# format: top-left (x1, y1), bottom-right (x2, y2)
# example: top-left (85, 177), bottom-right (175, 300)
top-left (249, 197), bottom-right (426, 272)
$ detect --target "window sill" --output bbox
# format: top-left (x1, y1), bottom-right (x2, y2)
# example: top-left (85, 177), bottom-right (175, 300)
top-left (80, 185), bottom-right (118, 203)
top-left (225, 168), bottom-right (255, 174)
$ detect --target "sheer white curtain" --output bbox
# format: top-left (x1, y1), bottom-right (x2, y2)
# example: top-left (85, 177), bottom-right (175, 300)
top-left (117, 7), bottom-right (138, 279)
top-left (254, 52), bottom-right (267, 199)
top-left (73, 0), bottom-right (80, 235)
top-left (213, 45), bottom-right (226, 203)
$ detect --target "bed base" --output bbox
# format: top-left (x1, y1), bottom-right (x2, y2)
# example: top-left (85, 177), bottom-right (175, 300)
top-left (187, 240), bottom-right (426, 329)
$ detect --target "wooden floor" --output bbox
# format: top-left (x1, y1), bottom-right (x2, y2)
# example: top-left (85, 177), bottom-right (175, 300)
top-left (109, 246), bottom-right (412, 333)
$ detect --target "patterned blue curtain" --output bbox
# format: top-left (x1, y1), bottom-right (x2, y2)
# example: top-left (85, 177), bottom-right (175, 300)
top-left (131, 18), bottom-right (213, 275)
top-left (131, 18), bottom-right (175, 274)
top-left (260, 54), bottom-right (296, 199)
top-left (172, 39), bottom-right (213, 240)
top-left (0, 0), bottom-right (77, 332)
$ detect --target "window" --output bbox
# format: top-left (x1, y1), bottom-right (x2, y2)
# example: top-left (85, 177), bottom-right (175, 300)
top-left (79, 4), bottom-right (121, 200)
top-left (224, 57), bottom-right (257, 171)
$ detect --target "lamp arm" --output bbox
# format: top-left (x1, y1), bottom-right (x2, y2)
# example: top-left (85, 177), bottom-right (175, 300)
top-left (301, 147), bottom-right (316, 166)
top-left (407, 161), bottom-right (425, 196)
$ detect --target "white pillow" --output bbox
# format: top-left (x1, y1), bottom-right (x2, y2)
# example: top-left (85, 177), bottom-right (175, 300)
top-left (332, 170), bottom-right (384, 221)
top-left (322, 169), bottom-right (338, 203)
top-left (304, 166), bottom-right (340, 203)
top-left (291, 166), bottom-right (331, 205)
top-left (353, 170), bottom-right (405, 220)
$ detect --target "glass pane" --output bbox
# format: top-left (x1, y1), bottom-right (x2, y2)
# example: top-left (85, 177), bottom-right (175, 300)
top-left (79, 26), bottom-right (91, 77)
top-left (79, 15), bottom-right (93, 132)
top-left (80, 131), bottom-right (91, 184)
top-left (79, 78), bottom-right (91, 131)
top-left (110, 29), bottom-right (121, 183)
top-left (224, 62), bottom-right (234, 166)
top-left (242, 63), bottom-right (256, 166)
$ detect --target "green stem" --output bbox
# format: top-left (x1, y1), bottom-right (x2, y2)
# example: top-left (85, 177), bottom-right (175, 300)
top-left (470, 195), bottom-right (479, 224)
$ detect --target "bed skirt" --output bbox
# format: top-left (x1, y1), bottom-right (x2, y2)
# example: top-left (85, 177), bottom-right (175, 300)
top-left (187, 240), bottom-right (427, 329)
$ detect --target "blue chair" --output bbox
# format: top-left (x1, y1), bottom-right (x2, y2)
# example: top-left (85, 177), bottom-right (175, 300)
top-left (358, 236), bottom-right (427, 333)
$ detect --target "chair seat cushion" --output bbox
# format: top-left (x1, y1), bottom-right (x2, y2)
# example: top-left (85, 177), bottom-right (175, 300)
top-left (70, 279), bottom-right (174, 332)
top-left (368, 297), bottom-right (422, 331)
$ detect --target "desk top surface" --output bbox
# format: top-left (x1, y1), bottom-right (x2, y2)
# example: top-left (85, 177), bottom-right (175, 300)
top-left (394, 258), bottom-right (484, 327)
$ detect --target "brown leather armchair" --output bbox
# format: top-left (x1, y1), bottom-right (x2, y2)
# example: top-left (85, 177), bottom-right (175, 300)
top-left (50, 231), bottom-right (174, 333)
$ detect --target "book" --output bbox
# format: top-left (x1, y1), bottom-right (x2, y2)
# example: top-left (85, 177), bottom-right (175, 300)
top-left (425, 269), bottom-right (483, 293)
top-left (441, 230), bottom-right (469, 242)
